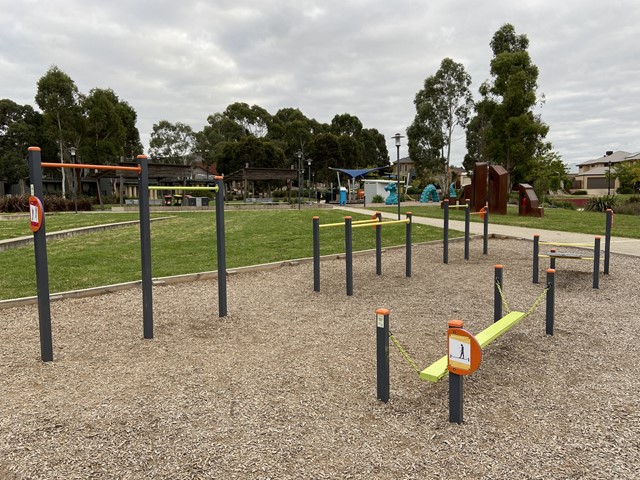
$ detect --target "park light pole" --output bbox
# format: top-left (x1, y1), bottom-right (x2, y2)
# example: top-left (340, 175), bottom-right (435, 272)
top-left (607, 159), bottom-right (612, 195)
top-left (69, 147), bottom-right (78, 213)
top-left (307, 159), bottom-right (312, 203)
top-left (392, 133), bottom-right (405, 219)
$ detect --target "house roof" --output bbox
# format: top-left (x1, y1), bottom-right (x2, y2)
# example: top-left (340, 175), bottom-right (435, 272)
top-left (578, 151), bottom-right (631, 166)
top-left (575, 166), bottom-right (610, 177)
top-left (625, 152), bottom-right (640, 161)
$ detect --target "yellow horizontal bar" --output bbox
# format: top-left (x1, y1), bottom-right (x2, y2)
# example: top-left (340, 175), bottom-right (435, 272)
top-left (539, 254), bottom-right (594, 260)
top-left (149, 186), bottom-right (219, 191)
top-left (352, 218), bottom-right (379, 225)
top-left (319, 221), bottom-right (346, 228)
top-left (539, 242), bottom-right (592, 247)
top-left (445, 204), bottom-right (469, 209)
top-left (351, 219), bottom-right (409, 229)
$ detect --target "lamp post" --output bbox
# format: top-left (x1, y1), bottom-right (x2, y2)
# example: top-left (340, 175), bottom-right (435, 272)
top-left (296, 151), bottom-right (302, 210)
top-left (69, 147), bottom-right (78, 213)
top-left (307, 159), bottom-right (312, 203)
top-left (392, 133), bottom-right (405, 219)
top-left (607, 160), bottom-right (612, 195)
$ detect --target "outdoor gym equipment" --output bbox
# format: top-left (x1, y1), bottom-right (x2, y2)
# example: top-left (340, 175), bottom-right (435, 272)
top-left (442, 199), bottom-right (488, 264)
top-left (376, 264), bottom-right (555, 423)
top-left (313, 213), bottom-right (412, 296)
top-left (27, 147), bottom-right (227, 362)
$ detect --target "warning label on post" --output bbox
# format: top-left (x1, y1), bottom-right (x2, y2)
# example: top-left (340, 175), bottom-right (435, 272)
top-left (448, 333), bottom-right (471, 371)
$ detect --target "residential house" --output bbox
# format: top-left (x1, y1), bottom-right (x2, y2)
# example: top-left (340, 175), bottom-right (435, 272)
top-left (573, 150), bottom-right (637, 194)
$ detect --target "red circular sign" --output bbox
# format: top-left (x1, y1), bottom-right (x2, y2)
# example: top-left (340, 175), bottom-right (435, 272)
top-left (29, 195), bottom-right (44, 233)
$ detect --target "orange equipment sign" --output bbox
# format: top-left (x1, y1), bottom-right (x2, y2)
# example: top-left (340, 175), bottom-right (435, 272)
top-left (447, 320), bottom-right (482, 375)
top-left (29, 195), bottom-right (44, 232)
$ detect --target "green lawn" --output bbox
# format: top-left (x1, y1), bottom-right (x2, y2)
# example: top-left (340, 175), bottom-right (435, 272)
top-left (0, 210), bottom-right (449, 300)
top-left (369, 204), bottom-right (640, 238)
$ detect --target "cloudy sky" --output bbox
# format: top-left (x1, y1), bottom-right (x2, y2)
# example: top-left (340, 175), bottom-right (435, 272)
top-left (2, 0), bottom-right (639, 170)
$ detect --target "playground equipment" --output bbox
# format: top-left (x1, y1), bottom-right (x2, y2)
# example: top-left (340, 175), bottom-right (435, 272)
top-left (27, 147), bottom-right (227, 362)
top-left (449, 182), bottom-right (457, 199)
top-left (384, 182), bottom-right (398, 205)
top-left (312, 213), bottom-right (412, 296)
top-left (419, 184), bottom-right (439, 203)
top-left (441, 199), bottom-right (489, 264)
top-left (376, 264), bottom-right (555, 423)
top-left (459, 162), bottom-right (508, 215)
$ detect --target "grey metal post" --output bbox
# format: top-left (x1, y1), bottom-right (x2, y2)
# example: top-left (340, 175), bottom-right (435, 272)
top-left (313, 216), bottom-right (320, 292)
top-left (345, 216), bottom-right (353, 296)
top-left (593, 236), bottom-right (600, 289)
top-left (449, 372), bottom-right (463, 424)
top-left (483, 204), bottom-right (489, 255)
top-left (464, 199), bottom-right (470, 260)
top-left (375, 212), bottom-right (382, 275)
top-left (443, 199), bottom-right (449, 264)
top-left (604, 209), bottom-right (612, 274)
top-left (546, 268), bottom-right (555, 335)
top-left (494, 265), bottom-right (503, 323)
top-left (28, 147), bottom-right (53, 362)
top-left (406, 212), bottom-right (412, 277)
top-left (533, 234), bottom-right (540, 284)
top-left (215, 176), bottom-right (228, 316)
top-left (550, 249), bottom-right (556, 270)
top-left (137, 155), bottom-right (154, 339)
top-left (376, 308), bottom-right (390, 403)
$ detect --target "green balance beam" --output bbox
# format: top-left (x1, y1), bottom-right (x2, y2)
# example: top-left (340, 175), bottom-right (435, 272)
top-left (419, 311), bottom-right (526, 383)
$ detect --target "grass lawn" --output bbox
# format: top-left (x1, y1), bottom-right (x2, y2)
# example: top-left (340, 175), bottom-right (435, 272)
top-left (0, 209), bottom-right (450, 300)
top-left (368, 204), bottom-right (640, 238)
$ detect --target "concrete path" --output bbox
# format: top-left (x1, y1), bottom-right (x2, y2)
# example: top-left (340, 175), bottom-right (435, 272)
top-left (334, 204), bottom-right (640, 257)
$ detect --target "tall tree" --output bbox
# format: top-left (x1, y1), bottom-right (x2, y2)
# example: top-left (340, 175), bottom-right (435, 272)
top-left (471, 24), bottom-right (550, 186)
top-left (224, 102), bottom-right (272, 138)
top-left (359, 128), bottom-right (389, 167)
top-left (407, 58), bottom-right (473, 190)
top-left (149, 120), bottom-right (195, 164)
top-left (330, 113), bottom-right (363, 137)
top-left (35, 66), bottom-right (81, 196)
top-left (308, 133), bottom-right (342, 184)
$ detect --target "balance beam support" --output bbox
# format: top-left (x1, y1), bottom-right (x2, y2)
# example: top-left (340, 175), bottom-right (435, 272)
top-left (376, 212), bottom-right (382, 275)
top-left (533, 234), bottom-right (540, 284)
top-left (137, 155), bottom-right (154, 337)
top-left (345, 217), bottom-right (353, 296)
top-left (443, 200), bottom-right (449, 264)
top-left (604, 209), bottom-right (612, 274)
top-left (483, 203), bottom-right (489, 255)
top-left (376, 308), bottom-right (390, 403)
top-left (313, 216), bottom-right (320, 292)
top-left (546, 268), bottom-right (555, 335)
top-left (464, 199), bottom-right (470, 260)
top-left (494, 265), bottom-right (503, 323)
top-left (406, 212), bottom-right (412, 277)
top-left (593, 237), bottom-right (600, 289)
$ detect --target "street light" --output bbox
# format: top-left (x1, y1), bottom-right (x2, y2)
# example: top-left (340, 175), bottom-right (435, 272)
top-left (307, 159), bottom-right (312, 203)
top-left (391, 133), bottom-right (405, 219)
top-left (69, 147), bottom-right (78, 213)
top-left (607, 159), bottom-right (612, 195)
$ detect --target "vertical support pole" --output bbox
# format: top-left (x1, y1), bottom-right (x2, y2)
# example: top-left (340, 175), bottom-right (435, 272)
top-left (546, 268), bottom-right (555, 335)
top-left (604, 209), bottom-right (612, 274)
top-left (28, 147), bottom-right (53, 362)
top-left (443, 199), bottom-right (449, 264)
top-left (376, 308), bottom-right (390, 403)
top-left (345, 216), bottom-right (353, 296)
top-left (483, 204), bottom-right (489, 255)
top-left (550, 249), bottom-right (556, 270)
top-left (215, 176), bottom-right (228, 316)
top-left (406, 212), bottom-right (412, 278)
top-left (593, 236), bottom-right (601, 289)
top-left (137, 155), bottom-right (153, 339)
top-left (313, 216), bottom-right (320, 292)
top-left (494, 265), bottom-right (503, 323)
top-left (375, 212), bottom-right (382, 276)
top-left (449, 373), bottom-right (464, 424)
top-left (533, 234), bottom-right (540, 284)
top-left (464, 200), bottom-right (470, 260)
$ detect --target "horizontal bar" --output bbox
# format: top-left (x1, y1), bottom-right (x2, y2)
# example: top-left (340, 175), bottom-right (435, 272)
top-left (446, 204), bottom-right (469, 209)
top-left (540, 242), bottom-right (593, 247)
top-left (539, 254), bottom-right (594, 260)
top-left (352, 218), bottom-right (380, 225)
top-left (351, 219), bottom-right (409, 229)
top-left (148, 186), bottom-right (219, 191)
top-left (41, 162), bottom-right (141, 173)
top-left (319, 221), bottom-right (349, 228)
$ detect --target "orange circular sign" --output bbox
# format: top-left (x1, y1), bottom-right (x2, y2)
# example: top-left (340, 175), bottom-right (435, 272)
top-left (447, 323), bottom-right (482, 375)
top-left (29, 195), bottom-right (44, 232)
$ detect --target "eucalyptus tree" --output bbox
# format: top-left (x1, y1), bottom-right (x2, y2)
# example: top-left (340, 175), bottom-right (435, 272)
top-left (223, 102), bottom-right (272, 137)
top-left (149, 120), bottom-right (195, 165)
top-left (407, 57), bottom-right (473, 189)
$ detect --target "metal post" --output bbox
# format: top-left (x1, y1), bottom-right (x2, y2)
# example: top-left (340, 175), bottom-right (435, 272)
top-left (494, 265), bottom-right (503, 323)
top-left (215, 176), bottom-right (228, 316)
top-left (533, 234), bottom-right (540, 284)
top-left (313, 216), bottom-right (320, 292)
top-left (464, 199), bottom-right (470, 260)
top-left (483, 204), bottom-right (489, 255)
top-left (550, 249), bottom-right (556, 270)
top-left (396, 147), bottom-right (401, 220)
top-left (406, 212), bottom-right (412, 277)
top-left (137, 155), bottom-right (154, 339)
top-left (546, 268), bottom-right (555, 335)
top-left (375, 212), bottom-right (382, 276)
top-left (449, 372), bottom-right (464, 424)
top-left (593, 236), bottom-right (601, 289)
top-left (604, 209), bottom-right (612, 274)
top-left (376, 308), bottom-right (390, 403)
top-left (345, 216), bottom-right (353, 296)
top-left (28, 147), bottom-right (53, 362)
top-left (443, 199), bottom-right (449, 264)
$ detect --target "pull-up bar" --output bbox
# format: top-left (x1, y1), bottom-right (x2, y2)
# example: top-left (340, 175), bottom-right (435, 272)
top-left (41, 162), bottom-right (142, 173)
top-left (148, 186), bottom-right (219, 192)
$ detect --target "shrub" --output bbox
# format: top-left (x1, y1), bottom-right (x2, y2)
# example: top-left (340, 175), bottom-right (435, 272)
top-left (0, 194), bottom-right (29, 212)
top-left (549, 200), bottom-right (576, 210)
top-left (371, 194), bottom-right (384, 203)
top-left (614, 203), bottom-right (640, 216)
top-left (626, 195), bottom-right (640, 204)
top-left (584, 195), bottom-right (619, 212)
top-left (571, 190), bottom-right (588, 195)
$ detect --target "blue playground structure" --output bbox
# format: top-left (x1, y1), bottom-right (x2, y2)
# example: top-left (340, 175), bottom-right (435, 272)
top-left (449, 182), bottom-right (457, 199)
top-left (384, 183), bottom-right (398, 205)
top-left (420, 184), bottom-right (439, 203)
